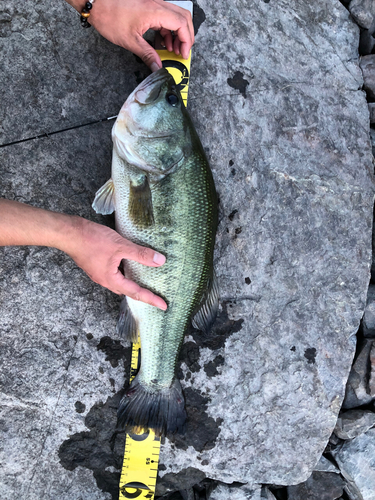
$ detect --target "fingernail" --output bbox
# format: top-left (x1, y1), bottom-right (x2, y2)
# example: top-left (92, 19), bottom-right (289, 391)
top-left (150, 62), bottom-right (161, 73)
top-left (153, 252), bottom-right (166, 265)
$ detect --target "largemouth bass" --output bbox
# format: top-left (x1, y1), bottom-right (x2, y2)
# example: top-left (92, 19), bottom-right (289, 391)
top-left (93, 69), bottom-right (218, 435)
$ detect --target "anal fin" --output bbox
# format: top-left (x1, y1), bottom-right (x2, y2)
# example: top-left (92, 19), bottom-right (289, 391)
top-left (92, 178), bottom-right (115, 215)
top-left (117, 297), bottom-right (138, 343)
top-left (192, 270), bottom-right (219, 334)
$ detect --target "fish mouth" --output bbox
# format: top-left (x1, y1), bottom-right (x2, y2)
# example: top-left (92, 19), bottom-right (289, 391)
top-left (133, 68), bottom-right (174, 105)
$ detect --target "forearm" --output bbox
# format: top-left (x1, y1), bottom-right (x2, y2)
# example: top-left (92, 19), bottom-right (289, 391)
top-left (0, 198), bottom-right (167, 308)
top-left (0, 199), bottom-right (80, 254)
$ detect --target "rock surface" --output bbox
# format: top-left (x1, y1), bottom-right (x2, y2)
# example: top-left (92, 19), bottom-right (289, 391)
top-left (369, 343), bottom-right (375, 396)
top-left (342, 339), bottom-right (374, 409)
top-left (314, 456), bottom-right (340, 474)
top-left (363, 285), bottom-right (375, 336)
top-left (369, 103), bottom-right (375, 124)
top-left (208, 484), bottom-right (261, 500)
top-left (333, 427), bottom-right (375, 500)
top-left (349, 0), bottom-right (375, 29)
top-left (286, 471), bottom-right (345, 500)
top-left (0, 1), bottom-right (145, 145)
top-left (359, 29), bottom-right (375, 56)
top-left (360, 55), bottom-right (375, 98)
top-left (0, 0), bottom-right (374, 499)
top-left (334, 409), bottom-right (375, 439)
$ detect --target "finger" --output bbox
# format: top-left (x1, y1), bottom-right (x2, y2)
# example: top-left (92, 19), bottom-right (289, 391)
top-left (179, 39), bottom-right (191, 60)
top-left (160, 29), bottom-right (173, 52)
top-left (120, 239), bottom-right (166, 267)
top-left (115, 273), bottom-right (168, 310)
top-left (173, 35), bottom-right (181, 56)
top-left (129, 35), bottom-right (162, 71)
top-left (154, 0), bottom-right (195, 43)
top-left (151, 7), bottom-right (194, 52)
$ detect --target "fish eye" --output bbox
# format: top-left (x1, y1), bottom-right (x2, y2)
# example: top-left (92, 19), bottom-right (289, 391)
top-left (166, 93), bottom-right (179, 106)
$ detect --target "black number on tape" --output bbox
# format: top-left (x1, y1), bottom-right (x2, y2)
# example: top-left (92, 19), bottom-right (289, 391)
top-left (161, 60), bottom-right (189, 91)
top-left (121, 481), bottom-right (150, 499)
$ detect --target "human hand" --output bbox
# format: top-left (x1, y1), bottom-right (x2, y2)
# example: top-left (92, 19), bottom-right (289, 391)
top-left (85, 0), bottom-right (194, 71)
top-left (66, 217), bottom-right (168, 310)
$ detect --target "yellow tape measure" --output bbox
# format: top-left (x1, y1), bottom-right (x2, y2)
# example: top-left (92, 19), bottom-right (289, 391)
top-left (156, 42), bottom-right (192, 107)
top-left (119, 338), bottom-right (161, 500)
top-left (119, 3), bottom-right (193, 498)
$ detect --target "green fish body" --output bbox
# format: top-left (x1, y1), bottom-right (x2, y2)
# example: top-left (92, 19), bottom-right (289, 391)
top-left (93, 69), bottom-right (218, 434)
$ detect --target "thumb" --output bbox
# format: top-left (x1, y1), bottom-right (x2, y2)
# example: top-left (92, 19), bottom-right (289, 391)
top-left (131, 35), bottom-right (163, 72)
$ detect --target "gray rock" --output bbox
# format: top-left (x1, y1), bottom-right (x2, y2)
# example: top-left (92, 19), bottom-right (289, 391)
top-left (1, 0), bottom-right (374, 498)
top-left (0, 1), bottom-right (146, 145)
top-left (260, 487), bottom-right (277, 500)
top-left (360, 55), bottom-right (375, 98)
top-left (334, 409), bottom-right (375, 439)
top-left (313, 456), bottom-right (340, 474)
top-left (342, 340), bottom-right (374, 409)
top-left (344, 481), bottom-right (364, 500)
top-left (0, 125), bottom-right (123, 500)
top-left (155, 468), bottom-right (207, 497)
top-left (159, 0), bottom-right (373, 487)
top-left (359, 29), bottom-right (375, 55)
top-left (349, 0), bottom-right (375, 29)
top-left (369, 103), bottom-right (375, 124)
top-left (371, 127), bottom-right (375, 154)
top-left (208, 483), bottom-right (261, 500)
top-left (333, 427), bottom-right (375, 500)
top-left (287, 471), bottom-right (345, 500)
top-left (329, 433), bottom-right (344, 447)
top-left (369, 343), bottom-right (375, 396)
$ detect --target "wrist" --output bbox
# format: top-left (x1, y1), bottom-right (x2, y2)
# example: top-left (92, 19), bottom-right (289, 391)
top-left (54, 214), bottom-right (87, 257)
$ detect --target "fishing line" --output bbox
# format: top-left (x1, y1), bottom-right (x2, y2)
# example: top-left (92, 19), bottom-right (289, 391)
top-left (0, 115), bottom-right (118, 148)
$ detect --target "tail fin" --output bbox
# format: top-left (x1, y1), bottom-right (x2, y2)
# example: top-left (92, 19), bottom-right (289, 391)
top-left (117, 376), bottom-right (186, 435)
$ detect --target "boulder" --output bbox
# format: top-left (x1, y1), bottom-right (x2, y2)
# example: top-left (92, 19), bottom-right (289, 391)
top-left (342, 339), bottom-right (374, 409)
top-left (360, 55), bottom-right (375, 98)
top-left (0, 0), bottom-right (374, 498)
top-left (286, 471), bottom-right (345, 500)
top-left (349, 0), bottom-right (375, 29)
top-left (333, 427), bottom-right (375, 500)
top-left (359, 29), bottom-right (375, 56)
top-left (334, 409), bottom-right (375, 439)
top-left (208, 483), bottom-right (261, 500)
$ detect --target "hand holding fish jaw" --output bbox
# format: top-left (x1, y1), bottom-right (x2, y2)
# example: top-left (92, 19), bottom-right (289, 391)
top-left (66, 218), bottom-right (168, 310)
top-left (65, 0), bottom-right (194, 71)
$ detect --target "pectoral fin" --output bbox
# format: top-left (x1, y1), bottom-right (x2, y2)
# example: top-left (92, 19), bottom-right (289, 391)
top-left (92, 179), bottom-right (115, 215)
top-left (192, 270), bottom-right (219, 334)
top-left (129, 175), bottom-right (154, 228)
